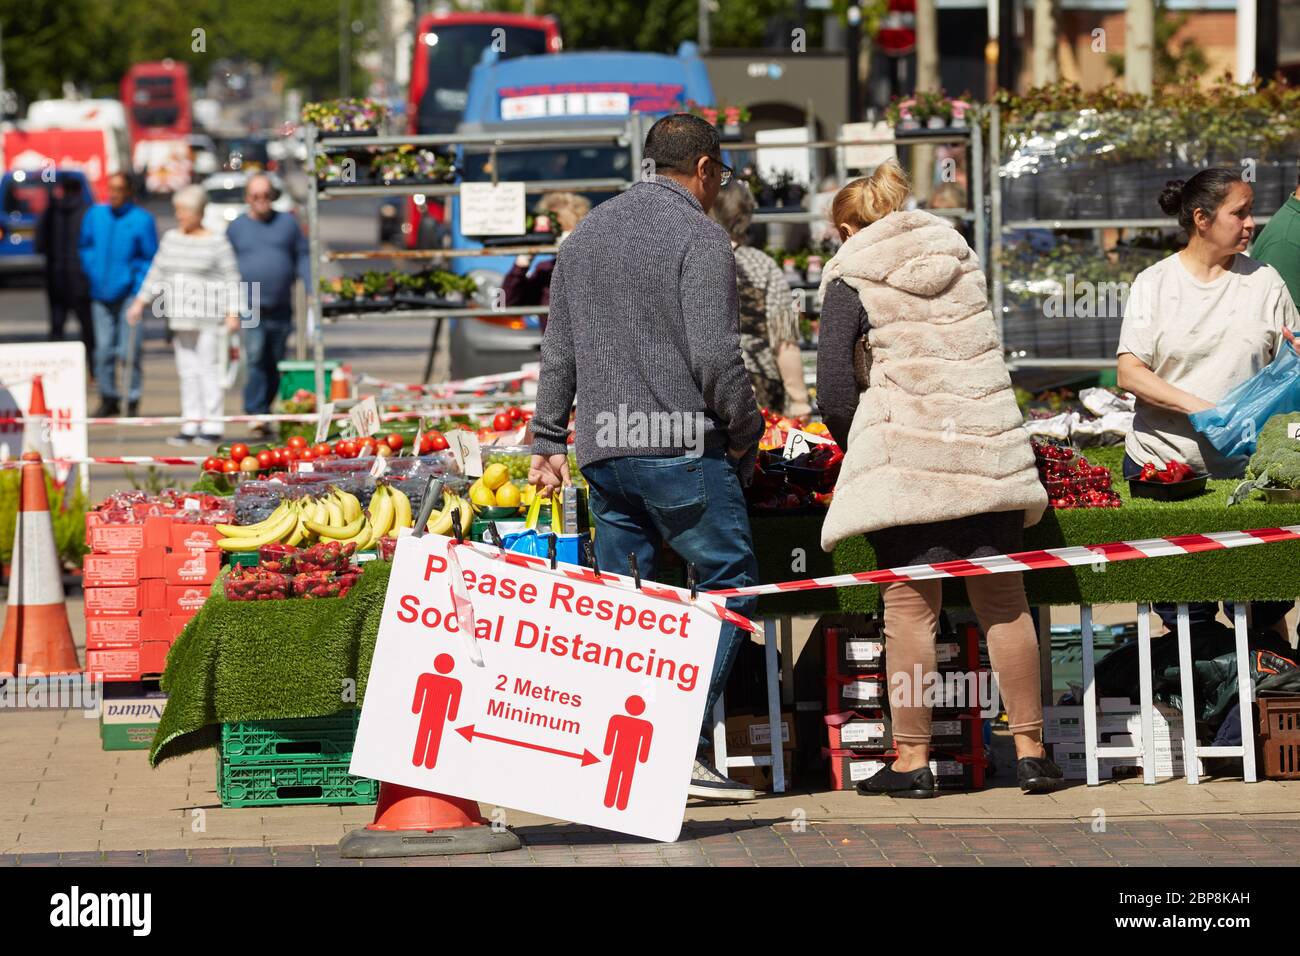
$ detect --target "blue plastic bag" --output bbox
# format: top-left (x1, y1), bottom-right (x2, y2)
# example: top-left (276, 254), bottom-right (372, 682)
top-left (1190, 345), bottom-right (1300, 458)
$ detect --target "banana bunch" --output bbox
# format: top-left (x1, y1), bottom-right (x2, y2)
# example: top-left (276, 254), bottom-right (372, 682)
top-left (216, 484), bottom-right (416, 552)
top-left (425, 489), bottom-right (474, 537)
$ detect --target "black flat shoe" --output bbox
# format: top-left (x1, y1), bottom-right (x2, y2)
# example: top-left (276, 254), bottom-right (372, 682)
top-left (1017, 756), bottom-right (1065, 794)
top-left (856, 763), bottom-right (936, 799)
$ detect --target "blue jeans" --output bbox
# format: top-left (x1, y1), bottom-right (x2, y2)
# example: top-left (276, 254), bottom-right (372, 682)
top-left (92, 298), bottom-right (142, 402)
top-left (581, 452), bottom-right (759, 753)
top-left (242, 314), bottom-right (293, 415)
top-left (1122, 453), bottom-right (1293, 633)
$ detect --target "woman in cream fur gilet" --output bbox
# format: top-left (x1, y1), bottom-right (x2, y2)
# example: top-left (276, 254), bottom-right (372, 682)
top-left (816, 161), bottom-right (1063, 797)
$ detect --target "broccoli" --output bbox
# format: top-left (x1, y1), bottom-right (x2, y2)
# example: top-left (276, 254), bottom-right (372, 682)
top-left (1246, 412), bottom-right (1300, 484)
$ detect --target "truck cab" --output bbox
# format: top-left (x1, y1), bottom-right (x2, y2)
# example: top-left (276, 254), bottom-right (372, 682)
top-left (447, 43), bottom-right (715, 379)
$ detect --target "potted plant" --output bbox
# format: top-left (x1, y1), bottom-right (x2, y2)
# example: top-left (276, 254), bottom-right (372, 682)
top-left (886, 97), bottom-right (921, 132)
top-left (301, 97), bottom-right (389, 135)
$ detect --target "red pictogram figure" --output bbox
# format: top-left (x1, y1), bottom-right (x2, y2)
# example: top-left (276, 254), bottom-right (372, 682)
top-left (602, 695), bottom-right (654, 811)
top-left (411, 653), bottom-right (461, 769)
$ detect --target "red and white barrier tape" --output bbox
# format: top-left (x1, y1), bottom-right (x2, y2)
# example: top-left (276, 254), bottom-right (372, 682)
top-left (423, 524), bottom-right (1300, 633)
top-left (360, 367), bottom-right (537, 397)
top-left (0, 406), bottom-right (531, 428)
top-left (706, 525), bottom-right (1300, 598)
top-left (0, 455), bottom-right (209, 469)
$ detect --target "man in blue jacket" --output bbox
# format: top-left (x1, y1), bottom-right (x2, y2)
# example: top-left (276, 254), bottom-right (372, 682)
top-left (79, 173), bottom-right (158, 416)
top-left (226, 173), bottom-right (310, 437)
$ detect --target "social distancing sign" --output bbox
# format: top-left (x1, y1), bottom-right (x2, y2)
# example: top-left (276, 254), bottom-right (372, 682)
top-left (351, 533), bottom-right (721, 842)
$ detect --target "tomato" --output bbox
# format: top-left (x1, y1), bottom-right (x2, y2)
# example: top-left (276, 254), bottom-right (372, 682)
top-left (520, 410), bottom-right (533, 423)
top-left (256, 450), bottom-right (274, 469)
top-left (332, 440), bottom-right (348, 456)
top-left (341, 439), bottom-right (358, 458)
top-left (300, 449), bottom-right (316, 461)
top-left (493, 412), bottom-right (513, 432)
top-left (385, 433), bottom-right (404, 451)
top-left (203, 456), bottom-right (222, 473)
top-left (229, 443), bottom-right (250, 463)
top-left (270, 448), bottom-right (285, 466)
top-left (240, 456), bottom-right (260, 473)
top-left (287, 435), bottom-right (308, 450)
top-left (221, 459), bottom-right (240, 473)
top-left (426, 431), bottom-right (449, 452)
top-left (314, 442), bottom-right (332, 457)
top-left (508, 406), bottom-right (523, 423)
top-left (288, 447), bottom-right (304, 461)
top-left (358, 437), bottom-right (378, 455)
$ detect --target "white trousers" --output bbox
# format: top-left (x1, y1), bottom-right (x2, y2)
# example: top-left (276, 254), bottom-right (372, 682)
top-left (173, 329), bottom-right (226, 437)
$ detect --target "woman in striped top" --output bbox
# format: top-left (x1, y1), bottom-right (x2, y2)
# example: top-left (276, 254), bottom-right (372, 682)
top-left (128, 185), bottom-right (241, 444)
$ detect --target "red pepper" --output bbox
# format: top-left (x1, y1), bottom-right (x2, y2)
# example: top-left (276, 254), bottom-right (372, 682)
top-left (1139, 463), bottom-right (1157, 482)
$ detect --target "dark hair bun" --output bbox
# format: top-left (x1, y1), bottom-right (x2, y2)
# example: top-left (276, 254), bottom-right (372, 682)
top-left (1158, 180), bottom-right (1186, 216)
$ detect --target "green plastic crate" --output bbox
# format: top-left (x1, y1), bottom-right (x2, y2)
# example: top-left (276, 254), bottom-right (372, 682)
top-left (226, 552), bottom-right (260, 568)
top-left (216, 757), bottom-right (376, 808)
top-left (277, 360), bottom-right (338, 401)
top-left (221, 713), bottom-right (360, 764)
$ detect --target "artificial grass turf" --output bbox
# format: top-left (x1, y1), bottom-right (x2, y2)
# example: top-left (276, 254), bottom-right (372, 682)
top-left (152, 447), bottom-right (1300, 763)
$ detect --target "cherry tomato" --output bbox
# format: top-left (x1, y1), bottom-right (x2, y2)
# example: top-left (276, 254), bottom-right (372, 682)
top-left (508, 406), bottom-right (523, 423)
top-left (269, 448), bottom-right (285, 466)
top-left (240, 456), bottom-right (260, 473)
top-left (426, 431), bottom-right (449, 452)
top-left (493, 412), bottom-right (513, 432)
top-left (419, 434), bottom-right (435, 455)
top-left (287, 435), bottom-right (308, 450)
top-left (256, 450), bottom-right (274, 468)
top-left (300, 449), bottom-right (316, 461)
top-left (203, 456), bottom-right (222, 473)
top-left (288, 447), bottom-right (304, 461)
top-left (385, 433), bottom-right (404, 452)
top-left (340, 439), bottom-right (358, 458)
top-left (229, 443), bottom-right (250, 464)
top-left (314, 442), bottom-right (332, 457)
top-left (332, 440), bottom-right (348, 456)
top-left (358, 437), bottom-right (378, 455)
top-left (221, 459), bottom-right (240, 473)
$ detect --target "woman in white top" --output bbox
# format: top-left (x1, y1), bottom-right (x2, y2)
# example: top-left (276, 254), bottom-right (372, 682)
top-left (128, 185), bottom-right (241, 444)
top-left (1118, 168), bottom-right (1300, 480)
top-left (1117, 167), bottom-right (1300, 639)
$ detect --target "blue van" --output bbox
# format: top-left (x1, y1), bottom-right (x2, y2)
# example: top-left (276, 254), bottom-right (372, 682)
top-left (447, 42), bottom-right (715, 379)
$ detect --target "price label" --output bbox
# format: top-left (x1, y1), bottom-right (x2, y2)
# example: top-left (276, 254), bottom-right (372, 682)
top-left (182, 498), bottom-right (201, 512)
top-left (412, 420), bottom-right (425, 459)
top-left (782, 428), bottom-right (834, 460)
top-left (315, 402), bottom-right (336, 444)
top-left (1288, 423), bottom-right (1300, 441)
top-left (349, 396), bottom-right (380, 437)
top-left (297, 462), bottom-right (314, 474)
top-left (445, 430), bottom-right (483, 477)
top-left (369, 455), bottom-right (389, 479)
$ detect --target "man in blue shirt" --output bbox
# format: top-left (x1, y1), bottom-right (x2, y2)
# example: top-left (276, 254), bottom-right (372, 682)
top-left (79, 173), bottom-right (158, 416)
top-left (226, 173), bottom-right (310, 437)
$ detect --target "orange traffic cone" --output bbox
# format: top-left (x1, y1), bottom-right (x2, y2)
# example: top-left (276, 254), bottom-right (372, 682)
top-left (338, 782), bottom-right (520, 858)
top-left (21, 374), bottom-right (54, 462)
top-left (0, 452), bottom-right (80, 676)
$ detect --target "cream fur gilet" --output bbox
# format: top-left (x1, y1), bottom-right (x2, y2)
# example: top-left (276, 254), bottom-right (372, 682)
top-left (818, 210), bottom-right (1047, 552)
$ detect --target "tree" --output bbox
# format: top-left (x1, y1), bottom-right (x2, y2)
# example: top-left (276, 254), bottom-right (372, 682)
top-left (1107, 0), bottom-right (1208, 85)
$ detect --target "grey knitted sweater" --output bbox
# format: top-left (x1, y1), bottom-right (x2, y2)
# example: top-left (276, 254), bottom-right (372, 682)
top-left (531, 175), bottom-right (763, 471)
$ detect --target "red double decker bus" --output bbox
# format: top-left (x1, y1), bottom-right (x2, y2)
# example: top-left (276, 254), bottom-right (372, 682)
top-left (122, 60), bottom-right (192, 146)
top-left (403, 11), bottom-right (560, 247)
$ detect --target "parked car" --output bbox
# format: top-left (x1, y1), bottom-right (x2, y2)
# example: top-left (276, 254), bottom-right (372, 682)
top-left (199, 170), bottom-right (296, 233)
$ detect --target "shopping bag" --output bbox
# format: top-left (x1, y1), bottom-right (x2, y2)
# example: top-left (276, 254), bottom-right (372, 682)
top-left (500, 490), bottom-right (586, 566)
top-left (1190, 345), bottom-right (1300, 458)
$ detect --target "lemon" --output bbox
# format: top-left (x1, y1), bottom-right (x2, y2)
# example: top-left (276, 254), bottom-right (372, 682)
top-left (469, 481), bottom-right (497, 509)
top-left (482, 463), bottom-right (510, 491)
top-left (495, 482), bottom-right (521, 509)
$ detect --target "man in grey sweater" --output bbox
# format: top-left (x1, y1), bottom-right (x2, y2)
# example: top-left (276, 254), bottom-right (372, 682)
top-left (531, 114), bottom-right (763, 801)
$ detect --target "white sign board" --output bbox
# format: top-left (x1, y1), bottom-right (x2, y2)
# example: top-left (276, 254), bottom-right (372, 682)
top-left (350, 534), bottom-right (721, 842)
top-left (444, 429), bottom-right (483, 477)
top-left (348, 396), bottom-right (380, 437)
top-left (501, 92), bottom-right (629, 121)
top-left (0, 342), bottom-right (88, 490)
top-left (840, 121), bottom-right (897, 172)
top-left (459, 182), bottom-right (527, 237)
top-left (756, 125), bottom-right (813, 187)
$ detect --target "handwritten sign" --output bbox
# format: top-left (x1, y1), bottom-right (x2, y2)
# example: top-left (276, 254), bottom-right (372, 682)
top-left (315, 401), bottom-right (336, 444)
top-left (782, 428), bottom-right (834, 460)
top-left (459, 182), bottom-right (526, 237)
top-left (349, 396), bottom-right (380, 437)
top-left (445, 430), bottom-right (484, 478)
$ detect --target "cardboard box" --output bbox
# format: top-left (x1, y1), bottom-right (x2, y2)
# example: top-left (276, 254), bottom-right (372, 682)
top-left (83, 550), bottom-right (164, 587)
top-left (87, 641), bottom-right (171, 681)
top-left (727, 751), bottom-right (794, 792)
top-left (86, 514), bottom-right (171, 554)
top-left (169, 614), bottom-right (196, 641)
top-left (724, 712), bottom-right (796, 753)
top-left (170, 521), bottom-right (221, 552)
top-left (935, 639), bottom-right (968, 672)
top-left (85, 609), bottom-right (169, 649)
top-left (83, 579), bottom-right (167, 617)
top-left (99, 695), bottom-right (167, 751)
top-left (167, 584), bottom-right (211, 617)
top-left (164, 549), bottom-right (220, 586)
top-left (1044, 706), bottom-right (1085, 744)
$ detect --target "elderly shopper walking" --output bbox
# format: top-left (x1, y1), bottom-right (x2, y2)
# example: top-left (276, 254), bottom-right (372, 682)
top-left (710, 183), bottom-right (812, 417)
top-left (128, 185), bottom-right (241, 445)
top-left (816, 161), bottom-right (1061, 798)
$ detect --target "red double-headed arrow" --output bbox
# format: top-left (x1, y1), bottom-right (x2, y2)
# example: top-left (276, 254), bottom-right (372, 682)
top-left (456, 724), bottom-right (600, 766)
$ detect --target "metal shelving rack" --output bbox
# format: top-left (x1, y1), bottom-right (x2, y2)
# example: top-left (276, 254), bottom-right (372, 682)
top-left (303, 120), bottom-right (648, 400)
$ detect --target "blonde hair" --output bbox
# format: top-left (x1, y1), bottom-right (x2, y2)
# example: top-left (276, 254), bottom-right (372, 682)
top-left (538, 191), bottom-right (591, 232)
top-left (829, 160), bottom-right (910, 238)
top-left (172, 184), bottom-right (208, 213)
